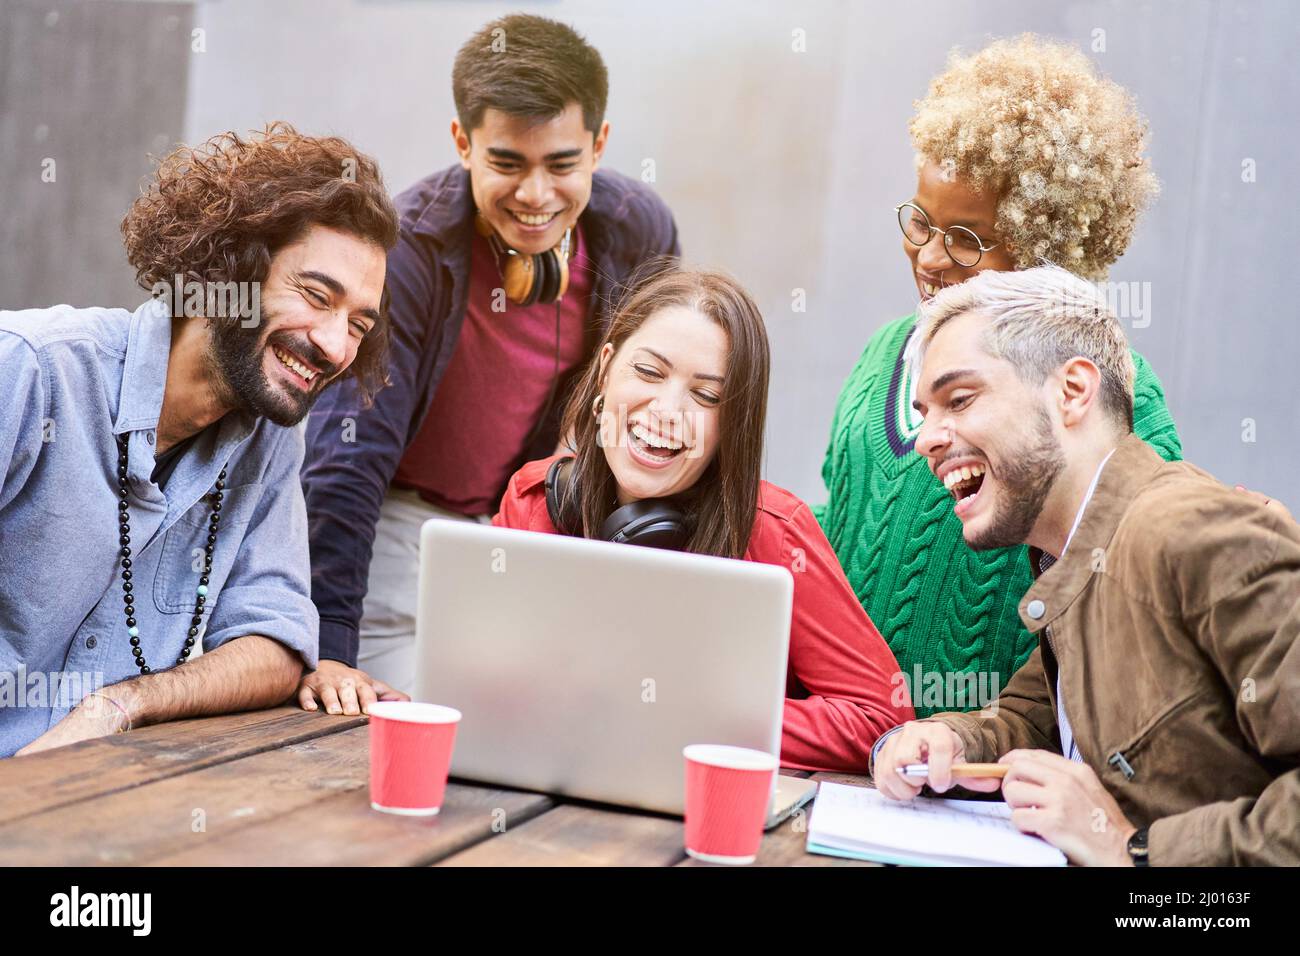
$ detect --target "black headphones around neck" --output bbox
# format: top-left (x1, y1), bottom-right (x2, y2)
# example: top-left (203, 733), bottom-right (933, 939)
top-left (544, 456), bottom-right (690, 550)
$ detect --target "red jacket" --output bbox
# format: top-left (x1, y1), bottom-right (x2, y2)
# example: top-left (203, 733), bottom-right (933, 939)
top-left (492, 456), bottom-right (915, 772)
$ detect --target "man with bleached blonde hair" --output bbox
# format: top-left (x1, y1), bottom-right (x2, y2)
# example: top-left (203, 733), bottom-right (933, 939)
top-left (872, 263), bottom-right (1300, 866)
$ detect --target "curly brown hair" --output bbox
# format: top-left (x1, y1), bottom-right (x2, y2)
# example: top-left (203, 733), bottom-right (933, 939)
top-left (121, 121), bottom-right (400, 404)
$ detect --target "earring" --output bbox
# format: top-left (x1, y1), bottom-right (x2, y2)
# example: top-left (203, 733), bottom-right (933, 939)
top-left (592, 394), bottom-right (605, 418)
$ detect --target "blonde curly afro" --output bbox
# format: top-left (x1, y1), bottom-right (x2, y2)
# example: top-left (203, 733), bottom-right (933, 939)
top-left (909, 34), bottom-right (1158, 280)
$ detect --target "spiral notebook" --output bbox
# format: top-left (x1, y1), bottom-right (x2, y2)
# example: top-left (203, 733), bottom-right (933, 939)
top-left (806, 781), bottom-right (1067, 866)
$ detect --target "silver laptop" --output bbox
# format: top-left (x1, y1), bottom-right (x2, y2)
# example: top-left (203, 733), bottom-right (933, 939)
top-left (413, 519), bottom-right (815, 821)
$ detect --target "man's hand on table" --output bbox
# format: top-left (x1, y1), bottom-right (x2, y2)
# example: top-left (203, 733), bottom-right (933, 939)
top-left (15, 686), bottom-right (136, 756)
top-left (297, 659), bottom-right (408, 716)
top-left (873, 720), bottom-right (1137, 866)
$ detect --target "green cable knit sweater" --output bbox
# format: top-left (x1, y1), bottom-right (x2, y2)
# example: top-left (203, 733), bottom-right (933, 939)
top-left (814, 313), bottom-right (1182, 717)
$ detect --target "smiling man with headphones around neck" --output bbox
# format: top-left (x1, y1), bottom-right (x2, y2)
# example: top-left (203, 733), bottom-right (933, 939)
top-left (298, 14), bottom-right (681, 713)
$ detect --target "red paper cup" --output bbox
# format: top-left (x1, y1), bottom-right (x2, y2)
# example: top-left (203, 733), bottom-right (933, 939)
top-left (368, 702), bottom-right (462, 816)
top-left (682, 744), bottom-right (778, 864)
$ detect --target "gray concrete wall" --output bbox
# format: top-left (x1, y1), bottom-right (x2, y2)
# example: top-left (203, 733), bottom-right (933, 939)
top-left (1, 0), bottom-right (194, 309)
top-left (6, 0), bottom-right (1297, 500)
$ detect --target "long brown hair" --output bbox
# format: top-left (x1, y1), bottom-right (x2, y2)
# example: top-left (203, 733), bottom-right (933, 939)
top-left (558, 263), bottom-right (770, 559)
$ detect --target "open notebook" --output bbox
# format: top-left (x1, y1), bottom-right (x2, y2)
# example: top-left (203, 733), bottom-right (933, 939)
top-left (806, 781), bottom-right (1067, 866)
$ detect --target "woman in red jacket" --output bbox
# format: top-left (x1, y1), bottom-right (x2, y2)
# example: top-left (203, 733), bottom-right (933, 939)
top-left (493, 265), bottom-right (913, 772)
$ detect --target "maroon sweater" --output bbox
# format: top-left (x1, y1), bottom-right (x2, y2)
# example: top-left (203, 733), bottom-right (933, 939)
top-left (392, 227), bottom-right (595, 516)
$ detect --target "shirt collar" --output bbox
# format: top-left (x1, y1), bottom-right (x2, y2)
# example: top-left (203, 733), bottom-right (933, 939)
top-left (1060, 447), bottom-right (1117, 558)
top-left (1018, 433), bottom-right (1166, 633)
top-left (411, 165), bottom-right (475, 246)
top-left (113, 297), bottom-right (173, 436)
top-left (112, 296), bottom-right (258, 454)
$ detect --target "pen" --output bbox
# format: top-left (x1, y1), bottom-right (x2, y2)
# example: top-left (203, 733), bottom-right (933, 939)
top-left (896, 762), bottom-right (1009, 780)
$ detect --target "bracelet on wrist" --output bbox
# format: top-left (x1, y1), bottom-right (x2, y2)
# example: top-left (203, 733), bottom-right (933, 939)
top-left (84, 691), bottom-right (133, 734)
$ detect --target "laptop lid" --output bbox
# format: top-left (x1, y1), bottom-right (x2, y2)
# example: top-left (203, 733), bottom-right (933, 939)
top-left (413, 520), bottom-right (794, 816)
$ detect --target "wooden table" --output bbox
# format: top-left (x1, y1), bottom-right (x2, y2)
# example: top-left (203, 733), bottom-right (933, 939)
top-left (0, 706), bottom-right (880, 866)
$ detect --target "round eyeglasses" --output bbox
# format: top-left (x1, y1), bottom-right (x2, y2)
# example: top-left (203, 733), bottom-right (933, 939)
top-left (895, 202), bottom-right (999, 268)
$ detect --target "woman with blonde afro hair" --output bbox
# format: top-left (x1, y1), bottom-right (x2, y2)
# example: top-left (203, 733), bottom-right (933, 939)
top-left (908, 34), bottom-right (1158, 280)
top-left (815, 34), bottom-right (1183, 720)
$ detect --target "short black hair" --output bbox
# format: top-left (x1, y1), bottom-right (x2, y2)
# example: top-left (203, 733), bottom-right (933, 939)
top-left (452, 14), bottom-right (609, 137)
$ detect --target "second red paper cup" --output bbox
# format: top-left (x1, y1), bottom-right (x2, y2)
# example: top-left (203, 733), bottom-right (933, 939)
top-left (368, 701), bottom-right (462, 816)
top-left (682, 743), bottom-right (778, 864)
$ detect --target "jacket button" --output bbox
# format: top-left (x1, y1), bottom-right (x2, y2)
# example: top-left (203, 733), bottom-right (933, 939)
top-left (1026, 599), bottom-right (1046, 620)
top-left (85, 635), bottom-right (97, 649)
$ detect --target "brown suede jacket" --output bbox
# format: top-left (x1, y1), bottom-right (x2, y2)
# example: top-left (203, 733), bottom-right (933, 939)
top-left (929, 432), bottom-right (1300, 865)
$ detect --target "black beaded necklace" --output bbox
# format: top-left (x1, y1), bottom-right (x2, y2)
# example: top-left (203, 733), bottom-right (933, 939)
top-left (115, 433), bottom-right (225, 674)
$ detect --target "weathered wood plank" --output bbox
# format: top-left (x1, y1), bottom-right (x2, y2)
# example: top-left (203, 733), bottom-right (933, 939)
top-left (147, 779), bottom-right (555, 867)
top-left (442, 768), bottom-right (813, 866)
top-left (0, 706), bottom-right (364, 826)
top-left (2, 721), bottom-right (553, 866)
top-left (1, 710), bottom-right (863, 867)
top-left (0, 724), bottom-right (377, 864)
top-left (439, 802), bottom-right (685, 866)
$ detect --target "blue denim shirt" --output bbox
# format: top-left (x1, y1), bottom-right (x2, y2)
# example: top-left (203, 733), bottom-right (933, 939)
top-left (0, 298), bottom-right (318, 756)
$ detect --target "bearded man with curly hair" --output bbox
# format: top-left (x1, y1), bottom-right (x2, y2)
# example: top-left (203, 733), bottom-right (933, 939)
top-left (0, 123), bottom-right (399, 756)
top-left (814, 35), bottom-right (1185, 721)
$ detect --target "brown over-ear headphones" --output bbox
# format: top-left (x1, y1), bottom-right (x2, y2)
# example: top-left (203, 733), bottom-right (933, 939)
top-left (475, 212), bottom-right (573, 306)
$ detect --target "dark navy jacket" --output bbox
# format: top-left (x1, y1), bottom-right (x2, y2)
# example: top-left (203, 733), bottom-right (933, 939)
top-left (302, 164), bottom-right (680, 665)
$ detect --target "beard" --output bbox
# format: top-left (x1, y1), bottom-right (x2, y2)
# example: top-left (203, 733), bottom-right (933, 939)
top-left (965, 406), bottom-right (1065, 552)
top-left (206, 305), bottom-right (338, 427)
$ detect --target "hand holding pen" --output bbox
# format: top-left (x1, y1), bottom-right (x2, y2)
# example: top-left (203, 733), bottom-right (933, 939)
top-left (872, 721), bottom-right (1006, 800)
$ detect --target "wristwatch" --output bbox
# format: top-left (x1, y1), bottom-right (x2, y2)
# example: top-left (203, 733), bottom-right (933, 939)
top-left (1126, 826), bottom-right (1150, 867)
